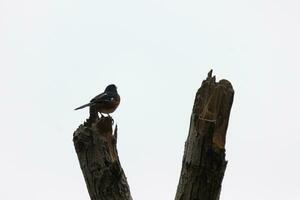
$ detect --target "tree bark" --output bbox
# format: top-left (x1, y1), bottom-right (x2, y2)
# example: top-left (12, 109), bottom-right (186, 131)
top-left (175, 70), bottom-right (234, 200)
top-left (72, 70), bottom-right (234, 200)
top-left (73, 117), bottom-right (132, 200)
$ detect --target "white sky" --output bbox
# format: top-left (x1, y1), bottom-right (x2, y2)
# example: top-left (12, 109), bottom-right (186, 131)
top-left (1, 0), bottom-right (300, 199)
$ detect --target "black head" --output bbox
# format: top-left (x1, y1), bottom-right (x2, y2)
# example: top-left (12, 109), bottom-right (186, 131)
top-left (105, 84), bottom-right (117, 92)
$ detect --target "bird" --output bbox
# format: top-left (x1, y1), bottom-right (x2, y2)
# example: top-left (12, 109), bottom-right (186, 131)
top-left (74, 84), bottom-right (120, 117)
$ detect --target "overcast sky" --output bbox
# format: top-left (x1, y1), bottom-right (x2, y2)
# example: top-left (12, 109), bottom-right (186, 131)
top-left (1, 0), bottom-right (300, 199)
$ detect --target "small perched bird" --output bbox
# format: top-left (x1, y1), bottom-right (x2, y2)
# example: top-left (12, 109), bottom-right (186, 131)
top-left (74, 84), bottom-right (120, 117)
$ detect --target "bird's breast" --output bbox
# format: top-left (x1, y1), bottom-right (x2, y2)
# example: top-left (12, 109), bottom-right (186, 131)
top-left (98, 100), bottom-right (120, 114)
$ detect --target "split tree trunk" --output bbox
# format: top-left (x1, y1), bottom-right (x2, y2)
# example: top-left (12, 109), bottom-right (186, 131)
top-left (175, 70), bottom-right (234, 200)
top-left (72, 70), bottom-right (234, 200)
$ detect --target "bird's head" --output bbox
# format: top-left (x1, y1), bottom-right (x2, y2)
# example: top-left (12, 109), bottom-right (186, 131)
top-left (105, 84), bottom-right (117, 92)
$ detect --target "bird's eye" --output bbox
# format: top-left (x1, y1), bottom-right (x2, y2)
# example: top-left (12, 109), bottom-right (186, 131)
top-left (111, 97), bottom-right (114, 101)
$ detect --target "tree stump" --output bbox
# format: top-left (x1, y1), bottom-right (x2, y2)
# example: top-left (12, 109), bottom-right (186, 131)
top-left (73, 117), bottom-right (132, 200)
top-left (175, 70), bottom-right (234, 200)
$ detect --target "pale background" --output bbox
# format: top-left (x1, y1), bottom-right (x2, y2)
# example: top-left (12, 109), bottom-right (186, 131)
top-left (1, 0), bottom-right (300, 199)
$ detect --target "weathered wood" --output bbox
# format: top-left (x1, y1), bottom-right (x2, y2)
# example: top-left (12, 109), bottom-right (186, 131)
top-left (73, 70), bottom-right (233, 200)
top-left (73, 117), bottom-right (132, 200)
top-left (175, 70), bottom-right (234, 200)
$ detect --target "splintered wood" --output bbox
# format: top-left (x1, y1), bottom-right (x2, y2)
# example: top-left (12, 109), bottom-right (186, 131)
top-left (175, 70), bottom-right (234, 200)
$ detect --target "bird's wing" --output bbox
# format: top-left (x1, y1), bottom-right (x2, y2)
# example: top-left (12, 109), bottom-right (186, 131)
top-left (91, 92), bottom-right (112, 103)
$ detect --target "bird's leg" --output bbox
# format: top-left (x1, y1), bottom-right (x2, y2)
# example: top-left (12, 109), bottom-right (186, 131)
top-left (110, 116), bottom-right (114, 125)
top-left (107, 114), bottom-right (114, 124)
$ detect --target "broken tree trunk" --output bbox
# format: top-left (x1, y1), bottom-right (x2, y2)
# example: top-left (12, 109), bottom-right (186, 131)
top-left (72, 70), bottom-right (234, 200)
top-left (73, 117), bottom-right (132, 200)
top-left (175, 70), bottom-right (234, 200)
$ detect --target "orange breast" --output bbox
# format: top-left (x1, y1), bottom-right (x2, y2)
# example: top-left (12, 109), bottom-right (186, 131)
top-left (98, 100), bottom-right (120, 114)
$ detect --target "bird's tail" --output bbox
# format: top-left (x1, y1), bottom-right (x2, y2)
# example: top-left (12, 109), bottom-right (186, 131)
top-left (74, 102), bottom-right (93, 110)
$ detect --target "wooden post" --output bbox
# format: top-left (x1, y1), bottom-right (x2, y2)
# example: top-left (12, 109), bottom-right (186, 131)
top-left (175, 70), bottom-right (234, 200)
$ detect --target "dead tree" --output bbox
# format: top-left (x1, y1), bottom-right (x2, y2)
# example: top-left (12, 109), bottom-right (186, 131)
top-left (175, 70), bottom-right (234, 200)
top-left (73, 117), bottom-right (132, 200)
top-left (73, 70), bottom-right (234, 200)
